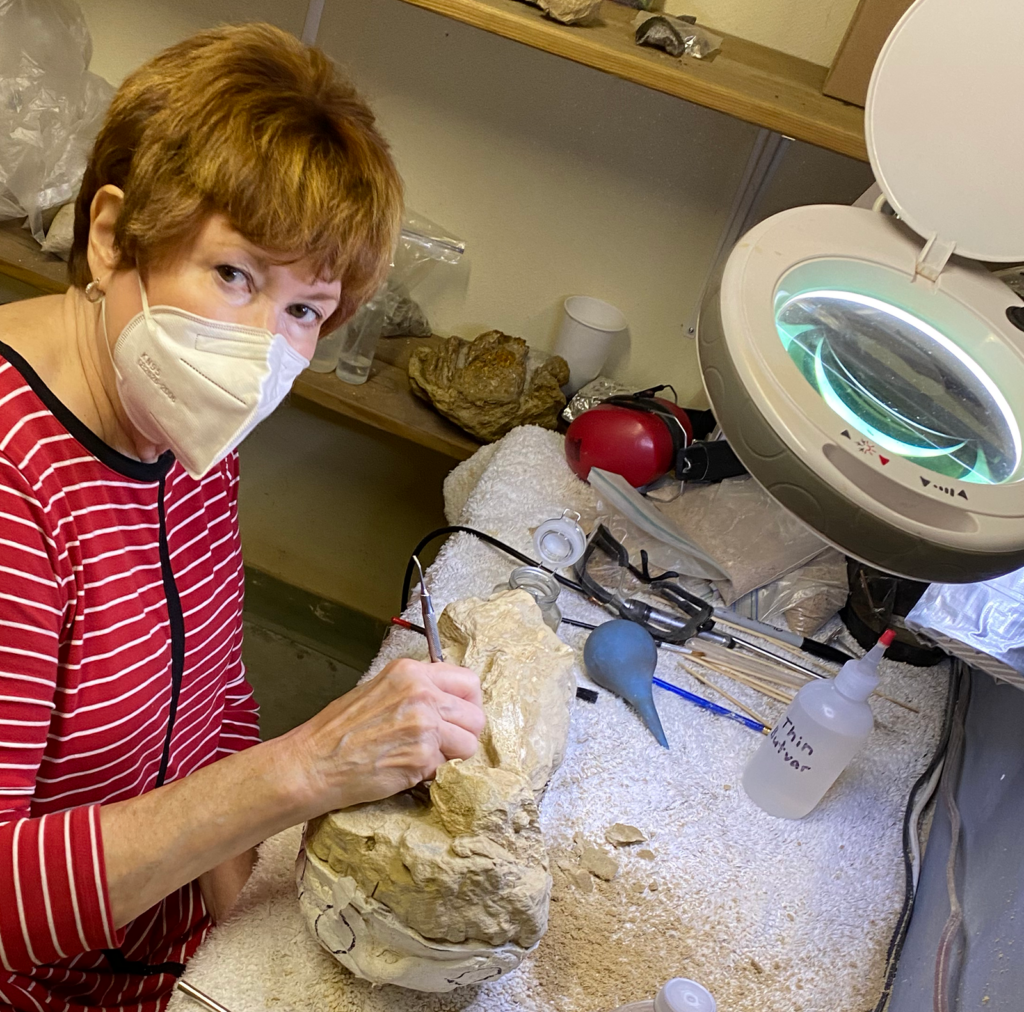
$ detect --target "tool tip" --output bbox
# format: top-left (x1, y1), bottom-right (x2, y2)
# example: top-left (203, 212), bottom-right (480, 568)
top-left (412, 555), bottom-right (425, 582)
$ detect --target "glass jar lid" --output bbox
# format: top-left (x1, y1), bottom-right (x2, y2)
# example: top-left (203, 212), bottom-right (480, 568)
top-left (533, 510), bottom-right (587, 569)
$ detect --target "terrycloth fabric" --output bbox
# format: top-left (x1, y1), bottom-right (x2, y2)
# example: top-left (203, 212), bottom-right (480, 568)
top-left (169, 426), bottom-right (947, 1012)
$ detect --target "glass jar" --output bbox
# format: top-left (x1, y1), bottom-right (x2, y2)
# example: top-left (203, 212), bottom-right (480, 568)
top-left (507, 566), bottom-right (561, 632)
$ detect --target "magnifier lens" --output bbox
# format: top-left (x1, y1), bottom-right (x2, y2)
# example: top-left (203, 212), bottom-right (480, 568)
top-left (775, 288), bottom-right (1021, 485)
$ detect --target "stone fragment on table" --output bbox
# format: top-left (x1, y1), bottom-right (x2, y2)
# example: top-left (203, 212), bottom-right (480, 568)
top-left (409, 330), bottom-right (569, 442)
top-left (580, 844), bottom-right (619, 881)
top-left (605, 823), bottom-right (648, 846)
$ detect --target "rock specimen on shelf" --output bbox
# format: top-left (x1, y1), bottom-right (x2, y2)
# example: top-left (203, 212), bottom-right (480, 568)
top-left (297, 590), bottom-right (577, 992)
top-left (408, 330), bottom-right (570, 442)
top-left (537, 0), bottom-right (603, 24)
top-left (513, 0), bottom-right (602, 24)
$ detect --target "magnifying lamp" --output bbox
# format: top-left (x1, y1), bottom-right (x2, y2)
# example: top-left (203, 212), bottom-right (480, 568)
top-left (697, 0), bottom-right (1024, 583)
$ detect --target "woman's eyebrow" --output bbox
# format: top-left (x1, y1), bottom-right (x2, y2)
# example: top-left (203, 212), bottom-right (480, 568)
top-left (294, 289), bottom-right (340, 305)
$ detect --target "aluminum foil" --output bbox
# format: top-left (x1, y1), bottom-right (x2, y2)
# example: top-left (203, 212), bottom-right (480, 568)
top-left (561, 377), bottom-right (634, 423)
top-left (906, 569), bottom-right (1024, 687)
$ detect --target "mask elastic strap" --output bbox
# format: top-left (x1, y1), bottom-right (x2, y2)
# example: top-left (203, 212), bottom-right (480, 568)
top-left (101, 274), bottom-right (151, 382)
top-left (138, 274), bottom-right (153, 324)
top-left (99, 293), bottom-right (122, 383)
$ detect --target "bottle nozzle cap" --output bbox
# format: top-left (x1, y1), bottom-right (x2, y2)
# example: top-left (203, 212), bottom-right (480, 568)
top-left (879, 630), bottom-right (896, 648)
top-left (654, 978), bottom-right (716, 1012)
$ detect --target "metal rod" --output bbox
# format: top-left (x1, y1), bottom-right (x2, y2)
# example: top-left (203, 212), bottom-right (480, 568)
top-left (729, 635), bottom-right (830, 681)
top-left (301, 0), bottom-right (326, 44)
top-left (685, 129), bottom-right (792, 338)
top-left (176, 981), bottom-right (235, 1012)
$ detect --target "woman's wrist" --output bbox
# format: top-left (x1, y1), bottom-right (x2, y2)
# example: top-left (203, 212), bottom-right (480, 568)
top-left (255, 721), bottom-right (363, 827)
top-left (246, 730), bottom-right (326, 828)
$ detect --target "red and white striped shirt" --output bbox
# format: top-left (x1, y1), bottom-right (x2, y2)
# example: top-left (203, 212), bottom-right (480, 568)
top-left (0, 343), bottom-right (260, 1012)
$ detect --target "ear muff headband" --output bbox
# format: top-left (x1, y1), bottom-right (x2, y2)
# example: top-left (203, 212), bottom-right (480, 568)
top-left (601, 396), bottom-right (692, 458)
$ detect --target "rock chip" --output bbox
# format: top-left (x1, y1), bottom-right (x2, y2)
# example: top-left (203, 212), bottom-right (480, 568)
top-left (572, 869), bottom-right (594, 894)
top-left (580, 844), bottom-right (619, 882)
top-left (605, 823), bottom-right (648, 847)
top-left (408, 330), bottom-right (569, 442)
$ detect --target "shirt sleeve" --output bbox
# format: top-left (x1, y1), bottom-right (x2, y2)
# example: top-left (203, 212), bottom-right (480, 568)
top-left (215, 631), bottom-right (261, 757)
top-left (0, 457), bottom-right (122, 971)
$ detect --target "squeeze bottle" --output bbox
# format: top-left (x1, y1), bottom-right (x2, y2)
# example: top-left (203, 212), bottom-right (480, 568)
top-left (742, 630), bottom-right (896, 819)
top-left (611, 977), bottom-right (716, 1012)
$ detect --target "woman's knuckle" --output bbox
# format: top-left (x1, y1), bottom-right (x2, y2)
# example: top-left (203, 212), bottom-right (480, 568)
top-left (389, 658), bottom-right (417, 682)
top-left (407, 708), bottom-right (436, 738)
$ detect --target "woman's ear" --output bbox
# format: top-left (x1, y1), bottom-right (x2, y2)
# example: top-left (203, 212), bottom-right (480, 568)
top-left (85, 185), bottom-right (126, 292)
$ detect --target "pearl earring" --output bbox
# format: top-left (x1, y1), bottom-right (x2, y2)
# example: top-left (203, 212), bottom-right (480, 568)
top-left (84, 281), bottom-right (104, 303)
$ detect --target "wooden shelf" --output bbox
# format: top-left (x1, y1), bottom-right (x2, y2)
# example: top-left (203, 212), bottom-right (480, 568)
top-left (396, 0), bottom-right (867, 161)
top-left (0, 220), bottom-right (69, 294)
top-left (0, 221), bottom-right (482, 460)
top-left (291, 339), bottom-right (482, 461)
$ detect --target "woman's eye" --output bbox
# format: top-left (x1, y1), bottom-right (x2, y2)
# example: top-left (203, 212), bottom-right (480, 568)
top-left (288, 304), bottom-right (323, 324)
top-left (215, 264), bottom-right (249, 287)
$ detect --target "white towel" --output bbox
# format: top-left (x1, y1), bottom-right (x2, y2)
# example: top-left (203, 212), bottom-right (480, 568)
top-left (170, 426), bottom-right (946, 1012)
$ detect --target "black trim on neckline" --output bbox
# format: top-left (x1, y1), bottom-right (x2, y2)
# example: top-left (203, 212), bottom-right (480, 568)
top-left (0, 341), bottom-right (174, 482)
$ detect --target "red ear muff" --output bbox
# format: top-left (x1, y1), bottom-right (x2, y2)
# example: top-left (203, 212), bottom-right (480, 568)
top-left (564, 396), bottom-right (693, 487)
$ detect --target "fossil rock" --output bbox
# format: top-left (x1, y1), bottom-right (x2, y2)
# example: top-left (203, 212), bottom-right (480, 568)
top-left (298, 590), bottom-right (576, 991)
top-left (408, 330), bottom-right (569, 442)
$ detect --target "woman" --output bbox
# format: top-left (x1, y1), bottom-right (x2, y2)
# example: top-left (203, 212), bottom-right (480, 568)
top-left (0, 23), bottom-right (485, 1012)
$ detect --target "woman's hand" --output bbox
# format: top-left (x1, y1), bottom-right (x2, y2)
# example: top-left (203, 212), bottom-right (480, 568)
top-left (290, 658), bottom-right (485, 812)
top-left (102, 659), bottom-right (484, 928)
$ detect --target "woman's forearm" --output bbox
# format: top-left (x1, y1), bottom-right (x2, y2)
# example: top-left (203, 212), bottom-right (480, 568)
top-left (100, 733), bottom-right (311, 928)
top-left (198, 847), bottom-right (258, 924)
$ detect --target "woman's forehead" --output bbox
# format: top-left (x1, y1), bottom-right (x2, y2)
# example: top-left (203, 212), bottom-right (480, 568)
top-left (195, 213), bottom-right (341, 294)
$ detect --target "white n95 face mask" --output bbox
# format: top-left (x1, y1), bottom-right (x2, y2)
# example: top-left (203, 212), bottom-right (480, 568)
top-left (107, 279), bottom-right (310, 479)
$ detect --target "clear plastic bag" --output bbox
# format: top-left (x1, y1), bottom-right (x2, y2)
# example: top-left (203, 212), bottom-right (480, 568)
top-left (0, 0), bottom-right (114, 241)
top-left (587, 468), bottom-right (828, 605)
top-left (906, 568), bottom-right (1024, 684)
top-left (733, 548), bottom-right (849, 637)
top-left (381, 210), bottom-right (465, 337)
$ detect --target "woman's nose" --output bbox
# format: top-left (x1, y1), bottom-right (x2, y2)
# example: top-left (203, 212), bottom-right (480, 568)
top-left (238, 299), bottom-right (279, 334)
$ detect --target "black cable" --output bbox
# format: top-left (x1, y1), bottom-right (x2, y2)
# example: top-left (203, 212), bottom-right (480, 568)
top-left (870, 659), bottom-right (966, 1012)
top-left (401, 525), bottom-right (589, 612)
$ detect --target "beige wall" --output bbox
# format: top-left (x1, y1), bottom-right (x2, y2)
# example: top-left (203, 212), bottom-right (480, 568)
top-left (663, 0), bottom-right (862, 65)
top-left (80, 0), bottom-right (873, 407)
top-left (75, 0), bottom-right (874, 616)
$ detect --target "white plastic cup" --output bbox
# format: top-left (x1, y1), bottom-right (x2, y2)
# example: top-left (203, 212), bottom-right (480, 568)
top-left (554, 296), bottom-right (627, 395)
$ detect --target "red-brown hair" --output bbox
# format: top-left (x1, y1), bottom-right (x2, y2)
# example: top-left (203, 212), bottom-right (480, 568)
top-left (68, 22), bottom-right (403, 329)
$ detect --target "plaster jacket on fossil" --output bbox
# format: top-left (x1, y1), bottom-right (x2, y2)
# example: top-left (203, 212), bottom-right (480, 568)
top-left (297, 589), bottom-right (577, 992)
